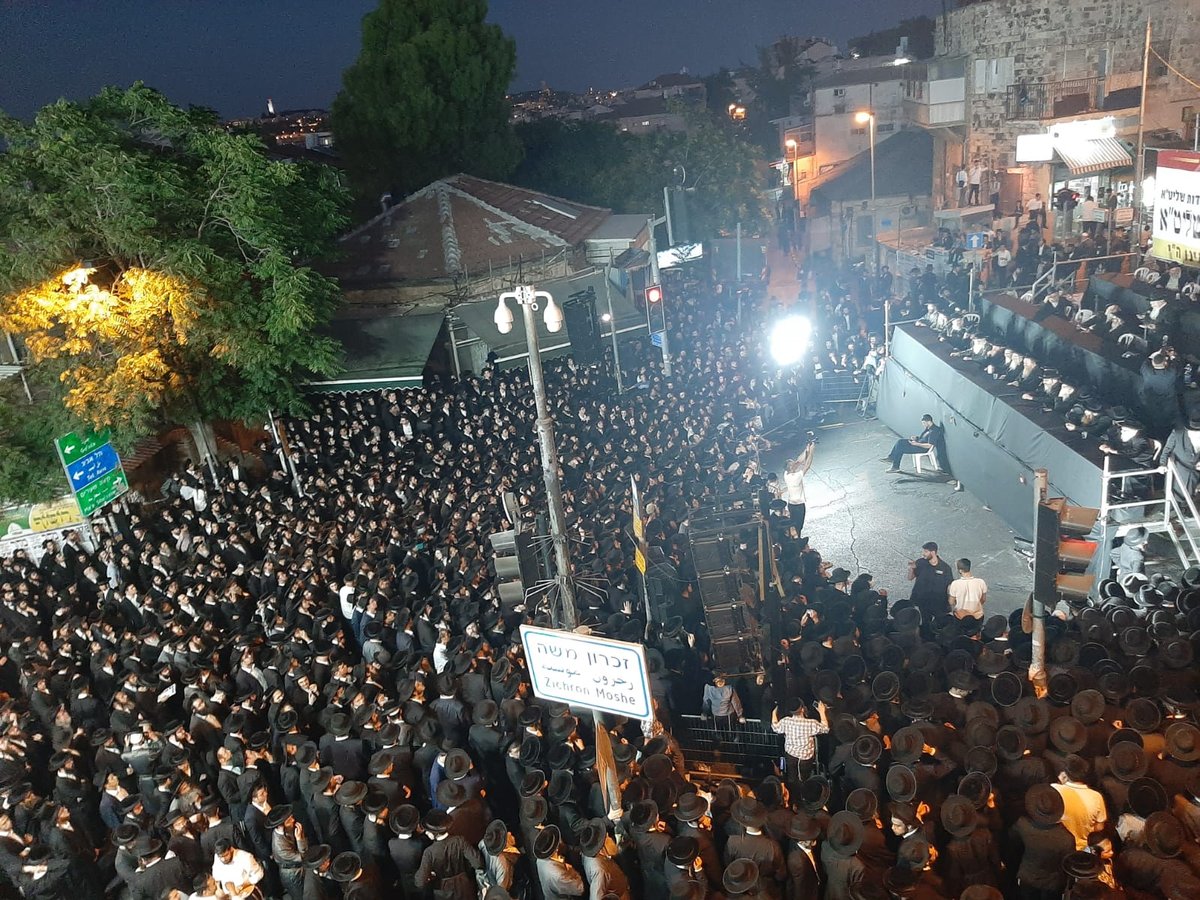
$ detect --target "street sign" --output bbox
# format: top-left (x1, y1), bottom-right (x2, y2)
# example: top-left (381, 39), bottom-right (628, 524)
top-left (520, 624), bottom-right (652, 719)
top-left (651, 331), bottom-right (664, 348)
top-left (54, 429), bottom-right (127, 517)
top-left (54, 429), bottom-right (112, 467)
top-left (634, 547), bottom-right (647, 574)
top-left (75, 470), bottom-right (128, 517)
top-left (965, 232), bottom-right (989, 249)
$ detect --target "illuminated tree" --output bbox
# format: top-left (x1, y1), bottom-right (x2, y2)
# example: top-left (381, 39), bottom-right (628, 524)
top-left (0, 85), bottom-right (349, 476)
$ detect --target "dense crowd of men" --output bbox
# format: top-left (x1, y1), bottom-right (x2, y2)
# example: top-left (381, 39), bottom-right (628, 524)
top-left (1, 266), bottom-right (1200, 900)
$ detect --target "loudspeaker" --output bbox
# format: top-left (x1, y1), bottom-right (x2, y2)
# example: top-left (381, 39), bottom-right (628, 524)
top-left (563, 288), bottom-right (600, 366)
top-left (697, 572), bottom-right (740, 607)
top-left (691, 538), bottom-right (731, 575)
top-left (704, 604), bottom-right (755, 640)
top-left (711, 636), bottom-right (763, 675)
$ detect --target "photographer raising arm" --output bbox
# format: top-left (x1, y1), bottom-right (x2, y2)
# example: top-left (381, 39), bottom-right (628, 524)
top-left (784, 437), bottom-right (816, 534)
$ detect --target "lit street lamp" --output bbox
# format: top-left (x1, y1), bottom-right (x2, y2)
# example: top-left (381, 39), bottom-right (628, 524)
top-left (493, 285), bottom-right (578, 628)
top-left (855, 110), bottom-right (879, 273)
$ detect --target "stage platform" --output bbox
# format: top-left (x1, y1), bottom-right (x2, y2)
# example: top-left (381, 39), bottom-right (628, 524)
top-left (877, 325), bottom-right (1108, 539)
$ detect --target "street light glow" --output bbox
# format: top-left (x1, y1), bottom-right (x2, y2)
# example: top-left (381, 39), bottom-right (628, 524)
top-left (769, 315), bottom-right (813, 367)
top-left (855, 111), bottom-right (874, 124)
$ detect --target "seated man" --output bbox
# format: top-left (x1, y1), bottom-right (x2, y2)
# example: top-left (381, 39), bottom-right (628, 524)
top-left (883, 415), bottom-right (941, 474)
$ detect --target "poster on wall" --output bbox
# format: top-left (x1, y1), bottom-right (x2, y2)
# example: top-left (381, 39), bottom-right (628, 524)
top-left (1151, 150), bottom-right (1200, 267)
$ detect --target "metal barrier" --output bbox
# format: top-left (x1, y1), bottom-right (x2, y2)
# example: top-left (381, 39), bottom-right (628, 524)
top-left (673, 715), bottom-right (784, 780)
top-left (814, 371), bottom-right (873, 404)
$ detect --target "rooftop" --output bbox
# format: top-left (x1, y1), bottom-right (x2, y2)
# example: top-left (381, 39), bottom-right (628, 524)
top-left (813, 64), bottom-right (910, 90)
top-left (328, 174), bottom-right (611, 287)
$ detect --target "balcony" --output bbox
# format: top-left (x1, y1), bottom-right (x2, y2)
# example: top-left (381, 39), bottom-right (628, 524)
top-left (1004, 77), bottom-right (1141, 121)
top-left (903, 59), bottom-right (966, 128)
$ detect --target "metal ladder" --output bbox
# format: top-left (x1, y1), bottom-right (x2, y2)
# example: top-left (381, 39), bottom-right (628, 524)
top-left (1100, 454), bottom-right (1200, 569)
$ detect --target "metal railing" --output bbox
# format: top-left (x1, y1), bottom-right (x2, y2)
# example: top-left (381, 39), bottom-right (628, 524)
top-left (1005, 77), bottom-right (1101, 120)
top-left (1099, 455), bottom-right (1200, 568)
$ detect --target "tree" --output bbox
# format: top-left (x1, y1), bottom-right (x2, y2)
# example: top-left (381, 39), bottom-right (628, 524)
top-left (512, 109), bottom-right (765, 241)
top-left (0, 84), bottom-right (349, 491)
top-left (332, 0), bottom-right (521, 203)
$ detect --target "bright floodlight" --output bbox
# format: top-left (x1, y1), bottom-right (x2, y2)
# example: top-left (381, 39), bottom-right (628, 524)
top-left (769, 315), bottom-right (813, 366)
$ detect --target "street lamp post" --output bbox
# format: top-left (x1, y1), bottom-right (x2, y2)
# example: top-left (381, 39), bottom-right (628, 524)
top-left (855, 110), bottom-right (879, 273)
top-left (494, 286), bottom-right (578, 628)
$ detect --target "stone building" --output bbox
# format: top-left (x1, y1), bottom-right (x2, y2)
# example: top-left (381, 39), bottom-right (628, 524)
top-left (912, 0), bottom-right (1200, 215)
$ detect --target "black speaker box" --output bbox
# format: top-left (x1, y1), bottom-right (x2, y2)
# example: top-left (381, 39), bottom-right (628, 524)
top-left (563, 290), bottom-right (600, 366)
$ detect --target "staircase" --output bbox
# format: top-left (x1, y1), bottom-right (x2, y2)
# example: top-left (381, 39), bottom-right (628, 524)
top-left (1100, 454), bottom-right (1200, 570)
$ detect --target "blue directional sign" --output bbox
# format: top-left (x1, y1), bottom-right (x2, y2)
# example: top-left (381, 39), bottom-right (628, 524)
top-left (65, 443), bottom-right (121, 491)
top-left (54, 430), bottom-right (128, 517)
top-left (651, 331), bottom-right (665, 348)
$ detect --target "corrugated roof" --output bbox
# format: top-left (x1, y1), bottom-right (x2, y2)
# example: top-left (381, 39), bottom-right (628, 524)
top-left (328, 175), bottom-right (611, 287)
top-left (809, 129), bottom-right (933, 204)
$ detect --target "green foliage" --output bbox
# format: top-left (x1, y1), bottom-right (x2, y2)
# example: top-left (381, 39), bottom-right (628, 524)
top-left (848, 16), bottom-right (936, 61)
top-left (513, 107), bottom-right (765, 240)
top-left (332, 0), bottom-right (521, 203)
top-left (0, 373), bottom-right (84, 505)
top-left (0, 84), bottom-right (350, 467)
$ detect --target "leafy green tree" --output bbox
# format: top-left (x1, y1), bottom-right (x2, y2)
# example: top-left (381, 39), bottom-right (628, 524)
top-left (0, 373), bottom-right (85, 505)
top-left (0, 84), bottom-right (348, 498)
top-left (513, 108), bottom-right (765, 240)
top-left (333, 0), bottom-right (521, 202)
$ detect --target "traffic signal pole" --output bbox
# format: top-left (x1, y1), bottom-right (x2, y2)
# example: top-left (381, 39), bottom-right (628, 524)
top-left (646, 215), bottom-right (672, 376)
top-left (1029, 468), bottom-right (1049, 695)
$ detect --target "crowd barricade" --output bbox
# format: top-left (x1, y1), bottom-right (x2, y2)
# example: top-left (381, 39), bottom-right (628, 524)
top-left (814, 370), bottom-right (872, 404)
top-left (673, 714), bottom-right (784, 780)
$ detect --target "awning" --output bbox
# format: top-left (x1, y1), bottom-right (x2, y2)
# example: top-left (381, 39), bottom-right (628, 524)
top-left (305, 312), bottom-right (445, 394)
top-left (1053, 137), bottom-right (1132, 176)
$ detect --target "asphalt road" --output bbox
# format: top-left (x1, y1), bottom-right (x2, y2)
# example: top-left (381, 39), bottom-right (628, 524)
top-left (760, 413), bottom-right (1034, 621)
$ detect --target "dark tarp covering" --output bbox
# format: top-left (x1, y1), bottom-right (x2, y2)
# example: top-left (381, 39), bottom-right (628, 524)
top-left (452, 269), bottom-right (644, 360)
top-left (307, 312), bottom-right (445, 393)
top-left (878, 326), bottom-right (1104, 539)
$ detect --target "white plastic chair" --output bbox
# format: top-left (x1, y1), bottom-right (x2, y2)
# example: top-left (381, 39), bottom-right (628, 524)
top-left (1134, 266), bottom-right (1152, 282)
top-left (911, 446), bottom-right (939, 475)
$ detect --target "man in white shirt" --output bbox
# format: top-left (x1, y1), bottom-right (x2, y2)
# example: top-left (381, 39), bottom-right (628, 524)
top-left (968, 163), bottom-right (984, 205)
top-left (211, 838), bottom-right (264, 898)
top-left (1027, 193), bottom-right (1046, 228)
top-left (783, 438), bottom-right (816, 534)
top-left (947, 558), bottom-right (987, 619)
top-left (955, 166), bottom-right (968, 206)
top-left (993, 245), bottom-right (1012, 286)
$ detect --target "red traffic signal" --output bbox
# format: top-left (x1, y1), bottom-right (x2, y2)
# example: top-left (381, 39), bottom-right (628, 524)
top-left (646, 284), bottom-right (664, 304)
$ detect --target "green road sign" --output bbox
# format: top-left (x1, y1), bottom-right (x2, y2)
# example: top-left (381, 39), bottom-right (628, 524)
top-left (74, 469), bottom-right (128, 517)
top-left (54, 429), bottom-right (113, 467)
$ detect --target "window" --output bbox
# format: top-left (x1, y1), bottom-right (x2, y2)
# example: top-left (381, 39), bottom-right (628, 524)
top-left (851, 127), bottom-right (866, 135)
top-left (833, 88), bottom-right (846, 97)
top-left (976, 57), bottom-right (1015, 94)
top-left (1151, 40), bottom-right (1170, 78)
top-left (833, 103), bottom-right (846, 114)
top-left (1061, 49), bottom-right (1087, 79)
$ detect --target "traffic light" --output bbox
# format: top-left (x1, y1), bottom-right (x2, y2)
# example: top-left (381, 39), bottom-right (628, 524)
top-left (1034, 498), bottom-right (1100, 606)
top-left (646, 284), bottom-right (664, 305)
top-left (489, 528), bottom-right (547, 611)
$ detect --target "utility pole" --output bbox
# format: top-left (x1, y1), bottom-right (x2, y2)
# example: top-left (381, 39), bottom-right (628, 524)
top-left (1028, 468), bottom-right (1049, 694)
top-left (1134, 20), bottom-right (1152, 219)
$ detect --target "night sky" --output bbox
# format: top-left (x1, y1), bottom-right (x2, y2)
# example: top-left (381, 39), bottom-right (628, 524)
top-left (0, 0), bottom-right (942, 120)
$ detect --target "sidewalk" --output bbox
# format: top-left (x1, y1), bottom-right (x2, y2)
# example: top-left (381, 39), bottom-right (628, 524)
top-left (764, 242), bottom-right (803, 306)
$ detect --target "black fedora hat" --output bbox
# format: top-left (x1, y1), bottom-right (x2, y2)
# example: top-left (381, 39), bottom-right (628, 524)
top-left (991, 671), bottom-right (1023, 707)
top-left (1144, 811), bottom-right (1185, 859)
top-left (1126, 698), bottom-right (1162, 734)
top-left (787, 813), bottom-right (821, 842)
top-left (886, 765), bottom-right (917, 802)
top-left (667, 836), bottom-right (698, 867)
top-left (996, 725), bottom-right (1026, 761)
top-left (852, 734), bottom-right (883, 766)
top-left (1012, 697), bottom-right (1050, 733)
top-left (265, 805), bottom-right (293, 829)
top-left (1049, 716), bottom-right (1087, 754)
top-left (722, 859), bottom-right (760, 895)
top-left (871, 671), bottom-right (900, 702)
top-left (730, 798), bottom-right (767, 831)
top-left (533, 825), bottom-right (562, 860)
top-left (1025, 784), bottom-right (1065, 826)
top-left (391, 804), bottom-right (420, 836)
top-left (1070, 689), bottom-right (1106, 725)
top-left (1047, 672), bottom-right (1078, 705)
top-left (958, 772), bottom-right (992, 810)
top-left (963, 718), bottom-right (996, 751)
top-left (1166, 722), bottom-right (1200, 762)
top-left (799, 776), bottom-right (831, 813)
top-left (484, 820), bottom-right (510, 855)
top-left (330, 851), bottom-right (362, 883)
top-left (1129, 777), bottom-right (1169, 818)
top-left (941, 793), bottom-right (977, 838)
top-left (629, 800), bottom-right (659, 832)
top-left (846, 788), bottom-right (877, 822)
top-left (520, 770), bottom-right (547, 798)
top-left (579, 819), bottom-right (608, 858)
top-left (890, 726), bottom-right (924, 764)
top-left (1062, 850), bottom-right (1103, 880)
top-left (826, 810), bottom-right (864, 855)
top-left (965, 746), bottom-right (997, 778)
top-left (675, 793), bottom-right (709, 823)
top-left (1108, 742), bottom-right (1148, 782)
top-left (520, 796), bottom-right (548, 826)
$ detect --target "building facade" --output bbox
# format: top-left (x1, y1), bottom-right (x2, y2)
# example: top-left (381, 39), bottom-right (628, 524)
top-left (918, 0), bottom-right (1200, 215)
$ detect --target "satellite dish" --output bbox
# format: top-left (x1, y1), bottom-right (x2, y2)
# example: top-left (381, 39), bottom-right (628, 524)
top-left (672, 164), bottom-right (687, 187)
